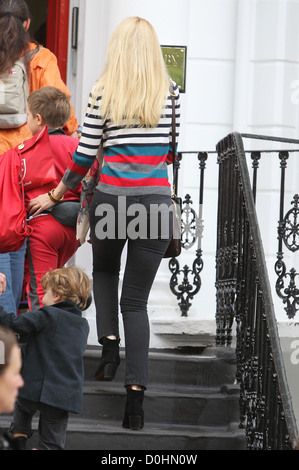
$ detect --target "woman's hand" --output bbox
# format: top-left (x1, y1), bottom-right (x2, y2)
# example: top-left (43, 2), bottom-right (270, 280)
top-left (28, 193), bottom-right (55, 216)
top-left (0, 273), bottom-right (6, 295)
top-left (28, 182), bottom-right (69, 216)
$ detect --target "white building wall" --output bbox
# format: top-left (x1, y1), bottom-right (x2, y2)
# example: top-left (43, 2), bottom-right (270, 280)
top-left (65, 0), bottom-right (299, 347)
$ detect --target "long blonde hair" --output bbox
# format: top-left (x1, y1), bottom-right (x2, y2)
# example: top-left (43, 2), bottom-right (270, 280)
top-left (91, 17), bottom-right (171, 128)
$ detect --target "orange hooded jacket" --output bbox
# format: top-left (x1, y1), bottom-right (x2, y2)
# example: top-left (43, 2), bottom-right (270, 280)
top-left (0, 43), bottom-right (78, 154)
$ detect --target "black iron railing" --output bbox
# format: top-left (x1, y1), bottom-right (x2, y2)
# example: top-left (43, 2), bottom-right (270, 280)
top-left (215, 132), bottom-right (298, 450)
top-left (242, 134), bottom-right (299, 319)
top-left (167, 151), bottom-right (209, 316)
top-left (170, 136), bottom-right (298, 322)
top-left (166, 132), bottom-right (298, 448)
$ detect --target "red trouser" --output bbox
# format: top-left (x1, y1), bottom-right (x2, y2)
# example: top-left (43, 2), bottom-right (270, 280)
top-left (23, 215), bottom-right (80, 311)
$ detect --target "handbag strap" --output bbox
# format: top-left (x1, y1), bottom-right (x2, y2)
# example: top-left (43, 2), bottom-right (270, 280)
top-left (170, 84), bottom-right (177, 196)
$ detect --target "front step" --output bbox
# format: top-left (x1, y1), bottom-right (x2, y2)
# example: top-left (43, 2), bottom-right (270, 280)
top-left (81, 381), bottom-right (241, 427)
top-left (0, 346), bottom-right (246, 450)
top-left (0, 415), bottom-right (245, 450)
top-left (64, 419), bottom-right (245, 450)
top-left (84, 346), bottom-right (237, 387)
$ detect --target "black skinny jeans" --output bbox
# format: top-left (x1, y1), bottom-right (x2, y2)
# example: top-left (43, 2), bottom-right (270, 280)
top-left (89, 191), bottom-right (173, 389)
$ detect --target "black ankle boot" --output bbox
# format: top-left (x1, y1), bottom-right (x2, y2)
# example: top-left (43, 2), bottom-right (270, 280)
top-left (13, 436), bottom-right (27, 450)
top-left (94, 337), bottom-right (120, 381)
top-left (122, 388), bottom-right (144, 430)
top-left (5, 434), bottom-right (27, 450)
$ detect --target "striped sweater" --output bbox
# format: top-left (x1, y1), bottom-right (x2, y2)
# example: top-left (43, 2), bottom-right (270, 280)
top-left (62, 82), bottom-right (180, 196)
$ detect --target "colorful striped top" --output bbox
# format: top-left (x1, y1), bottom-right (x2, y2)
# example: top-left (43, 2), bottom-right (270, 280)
top-left (62, 81), bottom-right (180, 196)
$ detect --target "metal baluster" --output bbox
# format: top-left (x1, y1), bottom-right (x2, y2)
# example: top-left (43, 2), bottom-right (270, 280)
top-left (275, 153), bottom-right (299, 318)
top-left (168, 152), bottom-right (206, 316)
top-left (251, 151), bottom-right (261, 204)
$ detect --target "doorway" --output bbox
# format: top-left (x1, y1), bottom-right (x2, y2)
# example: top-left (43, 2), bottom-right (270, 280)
top-left (25, 0), bottom-right (70, 83)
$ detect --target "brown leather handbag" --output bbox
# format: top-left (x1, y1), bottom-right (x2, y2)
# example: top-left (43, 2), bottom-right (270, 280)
top-left (163, 88), bottom-right (182, 259)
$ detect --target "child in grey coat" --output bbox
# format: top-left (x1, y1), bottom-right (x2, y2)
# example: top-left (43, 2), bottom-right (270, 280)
top-left (0, 266), bottom-right (90, 450)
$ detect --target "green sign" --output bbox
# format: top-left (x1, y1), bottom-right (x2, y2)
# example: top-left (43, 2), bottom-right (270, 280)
top-left (161, 46), bottom-right (187, 93)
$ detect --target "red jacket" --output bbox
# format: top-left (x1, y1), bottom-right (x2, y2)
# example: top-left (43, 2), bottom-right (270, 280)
top-left (24, 133), bottom-right (81, 210)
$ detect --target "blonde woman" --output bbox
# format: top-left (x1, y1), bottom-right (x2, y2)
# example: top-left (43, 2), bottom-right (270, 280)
top-left (28, 17), bottom-right (181, 430)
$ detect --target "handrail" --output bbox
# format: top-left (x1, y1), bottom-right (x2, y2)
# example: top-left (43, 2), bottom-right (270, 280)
top-left (241, 133), bottom-right (299, 145)
top-left (215, 132), bottom-right (298, 450)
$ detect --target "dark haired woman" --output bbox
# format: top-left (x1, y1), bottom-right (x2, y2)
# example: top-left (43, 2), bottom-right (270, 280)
top-left (0, 0), bottom-right (79, 315)
top-left (0, 0), bottom-right (78, 152)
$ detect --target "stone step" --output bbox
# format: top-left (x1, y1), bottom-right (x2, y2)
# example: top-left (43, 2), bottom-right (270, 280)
top-left (84, 346), bottom-right (237, 388)
top-left (0, 415), bottom-right (246, 450)
top-left (81, 381), bottom-right (241, 427)
top-left (0, 346), bottom-right (247, 450)
top-left (63, 420), bottom-right (246, 451)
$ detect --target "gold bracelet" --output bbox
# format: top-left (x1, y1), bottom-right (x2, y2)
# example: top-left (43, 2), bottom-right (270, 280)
top-left (48, 189), bottom-right (64, 204)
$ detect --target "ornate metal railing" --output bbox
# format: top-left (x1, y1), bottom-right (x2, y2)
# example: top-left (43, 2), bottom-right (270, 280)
top-left (170, 136), bottom-right (298, 321)
top-left (215, 132), bottom-right (298, 450)
top-left (242, 134), bottom-right (299, 319)
top-left (168, 151), bottom-right (208, 316)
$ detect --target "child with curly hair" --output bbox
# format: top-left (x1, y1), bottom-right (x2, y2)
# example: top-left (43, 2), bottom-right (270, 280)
top-left (0, 266), bottom-right (90, 450)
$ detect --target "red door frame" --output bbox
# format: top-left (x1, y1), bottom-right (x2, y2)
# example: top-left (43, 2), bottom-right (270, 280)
top-left (46, 0), bottom-right (70, 83)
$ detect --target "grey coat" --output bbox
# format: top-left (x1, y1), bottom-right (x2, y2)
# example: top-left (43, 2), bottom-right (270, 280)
top-left (0, 301), bottom-right (89, 414)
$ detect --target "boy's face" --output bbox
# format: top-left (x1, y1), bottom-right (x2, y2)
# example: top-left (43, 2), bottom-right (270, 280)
top-left (42, 288), bottom-right (61, 307)
top-left (27, 105), bottom-right (44, 136)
